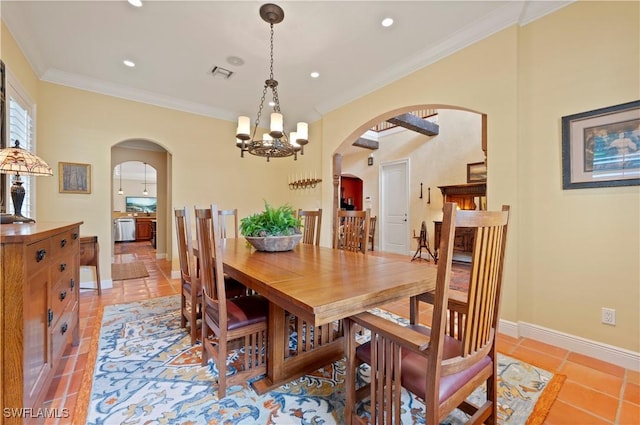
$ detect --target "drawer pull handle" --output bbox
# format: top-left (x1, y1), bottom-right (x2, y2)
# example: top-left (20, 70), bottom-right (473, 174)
top-left (70, 278), bottom-right (75, 290)
top-left (59, 263), bottom-right (67, 272)
top-left (37, 249), bottom-right (47, 262)
top-left (59, 291), bottom-right (67, 301)
top-left (60, 238), bottom-right (67, 248)
top-left (73, 233), bottom-right (79, 240)
top-left (48, 309), bottom-right (53, 327)
top-left (60, 323), bottom-right (68, 335)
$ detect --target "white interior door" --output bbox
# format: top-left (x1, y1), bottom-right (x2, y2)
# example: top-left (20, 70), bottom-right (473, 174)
top-left (381, 160), bottom-right (409, 254)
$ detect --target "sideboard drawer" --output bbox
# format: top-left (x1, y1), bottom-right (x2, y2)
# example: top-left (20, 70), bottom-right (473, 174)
top-left (26, 238), bottom-right (52, 272)
top-left (50, 274), bottom-right (76, 326)
top-left (50, 302), bottom-right (77, 361)
top-left (50, 228), bottom-right (80, 260)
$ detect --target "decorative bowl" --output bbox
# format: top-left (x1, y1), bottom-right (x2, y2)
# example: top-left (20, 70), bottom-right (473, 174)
top-left (245, 234), bottom-right (303, 252)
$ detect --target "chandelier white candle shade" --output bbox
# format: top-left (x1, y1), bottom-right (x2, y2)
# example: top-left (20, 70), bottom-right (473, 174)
top-left (235, 3), bottom-right (308, 161)
top-left (0, 140), bottom-right (53, 223)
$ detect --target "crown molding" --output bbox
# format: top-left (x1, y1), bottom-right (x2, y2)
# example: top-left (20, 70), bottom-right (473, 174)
top-left (40, 69), bottom-right (237, 122)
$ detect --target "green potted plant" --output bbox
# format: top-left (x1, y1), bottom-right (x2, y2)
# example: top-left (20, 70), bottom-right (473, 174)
top-left (240, 201), bottom-right (303, 251)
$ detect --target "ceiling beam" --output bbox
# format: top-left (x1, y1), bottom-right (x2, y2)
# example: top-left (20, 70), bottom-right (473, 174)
top-left (352, 137), bottom-right (379, 150)
top-left (386, 113), bottom-right (440, 136)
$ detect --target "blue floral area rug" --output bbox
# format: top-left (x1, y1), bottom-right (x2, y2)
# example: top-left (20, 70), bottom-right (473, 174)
top-left (74, 296), bottom-right (564, 425)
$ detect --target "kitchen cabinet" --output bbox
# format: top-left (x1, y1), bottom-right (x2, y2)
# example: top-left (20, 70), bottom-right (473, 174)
top-left (135, 217), bottom-right (154, 241)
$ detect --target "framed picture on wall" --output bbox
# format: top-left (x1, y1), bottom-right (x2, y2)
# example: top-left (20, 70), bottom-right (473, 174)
top-left (59, 162), bottom-right (91, 194)
top-left (562, 100), bottom-right (640, 189)
top-left (466, 162), bottom-right (487, 183)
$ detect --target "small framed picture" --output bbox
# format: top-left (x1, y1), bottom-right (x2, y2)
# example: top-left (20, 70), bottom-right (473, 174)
top-left (59, 162), bottom-right (91, 194)
top-left (467, 161), bottom-right (487, 183)
top-left (562, 100), bottom-right (640, 189)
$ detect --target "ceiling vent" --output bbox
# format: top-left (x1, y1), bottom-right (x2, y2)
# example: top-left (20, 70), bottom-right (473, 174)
top-left (211, 66), bottom-right (233, 80)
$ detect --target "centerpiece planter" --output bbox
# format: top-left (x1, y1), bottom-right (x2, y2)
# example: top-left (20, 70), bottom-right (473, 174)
top-left (245, 234), bottom-right (302, 252)
top-left (240, 202), bottom-right (303, 252)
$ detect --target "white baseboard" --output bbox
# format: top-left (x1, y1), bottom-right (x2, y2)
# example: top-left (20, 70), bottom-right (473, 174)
top-left (499, 319), bottom-right (640, 371)
top-left (79, 279), bottom-right (113, 291)
top-left (171, 270), bottom-right (181, 280)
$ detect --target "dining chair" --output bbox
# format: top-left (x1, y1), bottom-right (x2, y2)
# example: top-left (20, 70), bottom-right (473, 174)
top-left (194, 205), bottom-right (269, 398)
top-left (218, 208), bottom-right (239, 239)
top-left (368, 216), bottom-right (377, 251)
top-left (216, 208), bottom-right (248, 297)
top-left (344, 203), bottom-right (510, 425)
top-left (174, 207), bottom-right (201, 345)
top-left (298, 208), bottom-right (322, 246)
top-left (334, 209), bottom-right (370, 253)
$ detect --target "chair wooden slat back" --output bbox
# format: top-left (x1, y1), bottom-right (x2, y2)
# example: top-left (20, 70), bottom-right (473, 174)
top-left (174, 207), bottom-right (201, 344)
top-left (218, 208), bottom-right (239, 239)
top-left (368, 216), bottom-right (377, 251)
top-left (298, 208), bottom-right (322, 246)
top-left (457, 209), bottom-right (508, 358)
top-left (334, 209), bottom-right (370, 253)
top-left (194, 207), bottom-right (226, 319)
top-left (345, 202), bottom-right (510, 425)
top-left (175, 207), bottom-right (195, 283)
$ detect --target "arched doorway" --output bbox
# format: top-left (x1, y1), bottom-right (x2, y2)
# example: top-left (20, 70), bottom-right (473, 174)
top-left (333, 106), bottom-right (486, 254)
top-left (111, 140), bottom-right (172, 262)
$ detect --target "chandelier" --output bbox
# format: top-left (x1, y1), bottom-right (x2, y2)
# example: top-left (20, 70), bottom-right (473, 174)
top-left (235, 3), bottom-right (308, 161)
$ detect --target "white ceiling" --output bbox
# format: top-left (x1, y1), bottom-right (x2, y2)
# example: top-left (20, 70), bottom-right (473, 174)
top-left (115, 160), bottom-right (156, 182)
top-left (1, 0), bottom-right (571, 131)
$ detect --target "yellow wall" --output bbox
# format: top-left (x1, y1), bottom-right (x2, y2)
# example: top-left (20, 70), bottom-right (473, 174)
top-left (319, 2), bottom-right (638, 351)
top-left (516, 2), bottom-right (639, 348)
top-left (2, 1), bottom-right (638, 352)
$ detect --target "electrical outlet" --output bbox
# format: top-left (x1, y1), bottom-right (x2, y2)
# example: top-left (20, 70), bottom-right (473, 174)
top-left (601, 307), bottom-right (616, 326)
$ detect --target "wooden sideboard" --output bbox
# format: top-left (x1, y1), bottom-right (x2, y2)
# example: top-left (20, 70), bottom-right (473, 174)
top-left (1, 222), bottom-right (82, 424)
top-left (434, 183), bottom-right (486, 262)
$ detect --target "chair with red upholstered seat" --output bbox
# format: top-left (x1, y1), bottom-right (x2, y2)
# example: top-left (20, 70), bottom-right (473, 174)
top-left (344, 202), bottom-right (510, 425)
top-left (194, 205), bottom-right (268, 398)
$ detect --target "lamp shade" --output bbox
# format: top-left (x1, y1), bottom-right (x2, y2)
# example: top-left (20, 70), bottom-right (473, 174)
top-left (0, 140), bottom-right (53, 176)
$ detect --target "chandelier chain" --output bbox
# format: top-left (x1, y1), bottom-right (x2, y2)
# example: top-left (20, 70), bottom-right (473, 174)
top-left (269, 24), bottom-right (275, 81)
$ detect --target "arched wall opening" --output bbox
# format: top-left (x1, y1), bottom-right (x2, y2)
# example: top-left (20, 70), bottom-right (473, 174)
top-left (110, 139), bottom-right (172, 262)
top-left (331, 104), bottom-right (486, 253)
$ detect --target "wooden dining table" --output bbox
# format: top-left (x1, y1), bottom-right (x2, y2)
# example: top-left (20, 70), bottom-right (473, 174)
top-left (215, 238), bottom-right (438, 393)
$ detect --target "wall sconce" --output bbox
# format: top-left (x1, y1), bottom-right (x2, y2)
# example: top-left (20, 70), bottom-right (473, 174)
top-left (367, 154), bottom-right (374, 166)
top-left (289, 171), bottom-right (322, 190)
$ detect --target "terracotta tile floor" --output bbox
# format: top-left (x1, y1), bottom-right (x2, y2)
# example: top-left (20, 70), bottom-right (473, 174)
top-left (40, 242), bottom-right (639, 424)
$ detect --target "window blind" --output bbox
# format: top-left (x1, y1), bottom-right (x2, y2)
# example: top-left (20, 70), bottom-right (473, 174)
top-left (8, 91), bottom-right (35, 218)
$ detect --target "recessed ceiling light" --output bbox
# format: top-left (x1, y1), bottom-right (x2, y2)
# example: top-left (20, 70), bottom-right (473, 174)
top-left (123, 60), bottom-right (136, 68)
top-left (310, 71), bottom-right (320, 78)
top-left (226, 56), bottom-right (245, 67)
top-left (381, 17), bottom-right (394, 27)
top-left (128, 0), bottom-right (143, 7)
